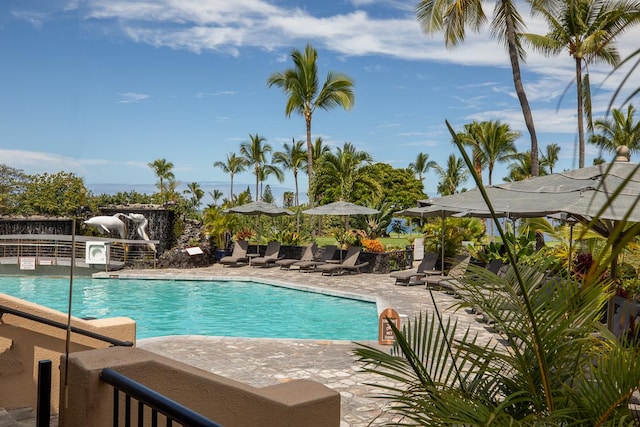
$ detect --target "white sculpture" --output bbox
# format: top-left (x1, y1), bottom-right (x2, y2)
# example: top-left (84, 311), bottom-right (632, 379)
top-left (83, 214), bottom-right (127, 238)
top-left (126, 213), bottom-right (156, 252)
top-left (83, 212), bottom-right (156, 252)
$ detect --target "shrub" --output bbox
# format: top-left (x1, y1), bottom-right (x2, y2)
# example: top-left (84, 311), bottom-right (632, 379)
top-left (361, 238), bottom-right (385, 253)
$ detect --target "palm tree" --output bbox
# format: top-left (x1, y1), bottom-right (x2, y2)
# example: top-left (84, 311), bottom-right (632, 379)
top-left (183, 181), bottom-right (204, 211)
top-left (257, 163), bottom-right (284, 201)
top-left (209, 189), bottom-right (224, 206)
top-left (590, 104), bottom-right (640, 157)
top-left (147, 158), bottom-right (175, 202)
top-left (267, 43), bottom-right (355, 206)
top-left (416, 0), bottom-right (541, 176)
top-left (314, 142), bottom-right (379, 202)
top-left (273, 139), bottom-right (307, 206)
top-left (240, 133), bottom-right (272, 201)
top-left (505, 150), bottom-right (550, 181)
top-left (409, 152), bottom-right (437, 182)
top-left (213, 153), bottom-right (248, 201)
top-left (473, 120), bottom-right (520, 185)
top-left (524, 0), bottom-right (640, 168)
top-left (542, 142), bottom-right (561, 173)
top-left (434, 154), bottom-right (468, 196)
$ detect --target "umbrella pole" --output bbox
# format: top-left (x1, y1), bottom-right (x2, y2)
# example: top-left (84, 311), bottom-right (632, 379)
top-left (441, 212), bottom-right (445, 276)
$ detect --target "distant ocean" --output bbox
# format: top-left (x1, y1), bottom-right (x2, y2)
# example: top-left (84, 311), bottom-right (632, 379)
top-left (86, 182), bottom-right (296, 206)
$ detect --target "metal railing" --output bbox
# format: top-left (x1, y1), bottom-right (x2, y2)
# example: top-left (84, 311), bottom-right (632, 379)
top-left (0, 304), bottom-right (134, 347)
top-left (0, 234), bottom-right (157, 267)
top-left (100, 368), bottom-right (223, 427)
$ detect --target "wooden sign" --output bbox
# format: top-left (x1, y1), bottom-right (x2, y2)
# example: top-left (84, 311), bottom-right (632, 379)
top-left (378, 307), bottom-right (401, 345)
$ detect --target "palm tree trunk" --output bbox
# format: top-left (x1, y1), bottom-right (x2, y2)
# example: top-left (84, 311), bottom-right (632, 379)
top-left (576, 57), bottom-right (585, 168)
top-left (503, 0), bottom-right (539, 177)
top-left (305, 112), bottom-right (314, 208)
top-left (230, 175), bottom-right (234, 201)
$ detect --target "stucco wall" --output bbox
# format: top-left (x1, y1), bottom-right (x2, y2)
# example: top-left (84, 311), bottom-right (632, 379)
top-left (0, 293), bottom-right (136, 412)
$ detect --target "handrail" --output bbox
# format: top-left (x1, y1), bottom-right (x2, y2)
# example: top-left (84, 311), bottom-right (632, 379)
top-left (101, 368), bottom-right (223, 427)
top-left (0, 304), bottom-right (133, 347)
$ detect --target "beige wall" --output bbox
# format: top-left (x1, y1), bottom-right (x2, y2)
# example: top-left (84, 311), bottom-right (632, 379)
top-left (60, 346), bottom-right (340, 427)
top-left (0, 293), bottom-right (136, 412)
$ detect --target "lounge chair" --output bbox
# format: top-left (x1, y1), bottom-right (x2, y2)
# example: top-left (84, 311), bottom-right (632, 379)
top-left (219, 240), bottom-right (249, 267)
top-left (250, 241), bottom-right (281, 268)
top-left (275, 242), bottom-right (317, 269)
top-left (389, 252), bottom-right (440, 285)
top-left (294, 245), bottom-right (337, 272)
top-left (422, 255), bottom-right (471, 293)
top-left (316, 246), bottom-right (369, 276)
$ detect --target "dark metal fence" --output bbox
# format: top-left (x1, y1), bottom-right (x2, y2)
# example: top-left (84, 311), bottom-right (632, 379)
top-left (100, 368), bottom-right (223, 427)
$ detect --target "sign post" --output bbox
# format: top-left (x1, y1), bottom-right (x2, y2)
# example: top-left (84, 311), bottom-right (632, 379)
top-left (378, 307), bottom-right (401, 345)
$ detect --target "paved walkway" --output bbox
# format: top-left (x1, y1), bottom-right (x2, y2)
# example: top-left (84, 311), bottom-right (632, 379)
top-left (100, 264), bottom-right (503, 427)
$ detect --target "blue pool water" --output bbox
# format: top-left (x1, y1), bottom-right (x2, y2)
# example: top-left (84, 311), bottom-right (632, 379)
top-left (0, 276), bottom-right (378, 340)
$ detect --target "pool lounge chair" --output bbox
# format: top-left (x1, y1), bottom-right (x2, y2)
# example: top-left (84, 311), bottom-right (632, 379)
top-left (250, 241), bottom-right (281, 268)
top-left (219, 240), bottom-right (249, 267)
top-left (389, 252), bottom-right (440, 285)
top-left (422, 255), bottom-right (471, 294)
top-left (316, 246), bottom-right (369, 276)
top-left (275, 242), bottom-right (317, 269)
top-left (293, 245), bottom-right (337, 272)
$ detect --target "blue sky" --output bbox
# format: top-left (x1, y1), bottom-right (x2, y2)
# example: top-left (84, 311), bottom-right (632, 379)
top-left (1, 0), bottom-right (639, 204)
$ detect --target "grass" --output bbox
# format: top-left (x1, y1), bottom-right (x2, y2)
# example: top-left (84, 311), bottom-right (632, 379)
top-left (315, 234), bottom-right (419, 250)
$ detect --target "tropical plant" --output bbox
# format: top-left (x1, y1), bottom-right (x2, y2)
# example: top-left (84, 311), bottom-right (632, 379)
top-left (416, 0), bottom-right (540, 175)
top-left (0, 164), bottom-right (27, 214)
top-left (590, 104), bottom-right (640, 157)
top-left (409, 152), bottom-right (437, 183)
top-left (267, 43), bottom-right (355, 206)
top-left (15, 171), bottom-right (91, 216)
top-left (458, 120), bottom-right (520, 185)
top-left (314, 142), bottom-right (379, 203)
top-left (214, 153), bottom-right (248, 201)
top-left (183, 181), bottom-right (204, 213)
top-left (422, 217), bottom-right (484, 260)
top-left (257, 164), bottom-right (284, 201)
top-left (240, 133), bottom-right (273, 201)
top-left (524, 0), bottom-right (640, 168)
top-left (209, 189), bottom-right (224, 206)
top-left (504, 150), bottom-right (549, 182)
top-left (358, 163), bottom-right (426, 211)
top-left (147, 158), bottom-right (175, 202)
top-left (434, 154), bottom-right (468, 195)
top-left (353, 121), bottom-right (640, 425)
top-left (273, 138), bottom-right (307, 206)
top-left (542, 142), bottom-right (561, 173)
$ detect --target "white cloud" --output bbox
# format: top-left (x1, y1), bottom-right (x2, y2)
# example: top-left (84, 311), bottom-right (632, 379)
top-left (118, 92), bottom-right (150, 103)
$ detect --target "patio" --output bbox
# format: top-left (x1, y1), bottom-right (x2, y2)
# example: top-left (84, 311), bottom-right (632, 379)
top-left (105, 263), bottom-right (505, 427)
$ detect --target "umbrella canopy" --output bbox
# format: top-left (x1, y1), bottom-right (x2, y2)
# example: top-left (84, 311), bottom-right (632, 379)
top-left (224, 201), bottom-right (294, 216)
top-left (303, 201), bottom-right (379, 216)
top-left (418, 161), bottom-right (640, 223)
top-left (409, 158), bottom-right (640, 331)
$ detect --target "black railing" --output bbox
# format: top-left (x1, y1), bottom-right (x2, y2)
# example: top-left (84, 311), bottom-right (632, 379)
top-left (100, 368), bottom-right (223, 427)
top-left (0, 304), bottom-right (133, 347)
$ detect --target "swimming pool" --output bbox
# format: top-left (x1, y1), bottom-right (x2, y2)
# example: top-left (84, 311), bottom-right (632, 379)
top-left (0, 276), bottom-right (379, 340)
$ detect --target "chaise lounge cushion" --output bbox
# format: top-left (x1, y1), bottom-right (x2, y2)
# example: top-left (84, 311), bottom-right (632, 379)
top-left (316, 246), bottom-right (368, 276)
top-left (250, 241), bottom-right (281, 267)
top-left (389, 252), bottom-right (440, 285)
top-left (275, 242), bottom-right (317, 269)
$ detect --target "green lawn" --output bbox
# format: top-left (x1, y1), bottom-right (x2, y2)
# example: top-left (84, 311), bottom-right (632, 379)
top-left (315, 234), bottom-right (419, 250)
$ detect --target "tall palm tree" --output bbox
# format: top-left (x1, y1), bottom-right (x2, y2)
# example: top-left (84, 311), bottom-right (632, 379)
top-left (589, 104), bottom-right (640, 157)
top-left (273, 139), bottom-right (307, 206)
top-left (542, 142), bottom-right (561, 173)
top-left (524, 0), bottom-right (640, 168)
top-left (209, 189), bottom-right (224, 206)
top-left (240, 133), bottom-right (272, 201)
top-left (416, 0), bottom-right (541, 176)
top-left (409, 152), bottom-right (437, 182)
top-left (267, 43), bottom-right (355, 206)
top-left (309, 137), bottom-right (331, 169)
top-left (147, 158), bottom-right (175, 202)
top-left (434, 154), bottom-right (469, 195)
top-left (473, 120), bottom-right (520, 185)
top-left (314, 142), bottom-right (379, 202)
top-left (257, 163), bottom-right (284, 201)
top-left (213, 153), bottom-right (248, 201)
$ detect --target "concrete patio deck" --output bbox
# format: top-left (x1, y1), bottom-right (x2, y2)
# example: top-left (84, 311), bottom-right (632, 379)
top-left (100, 263), bottom-right (504, 427)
